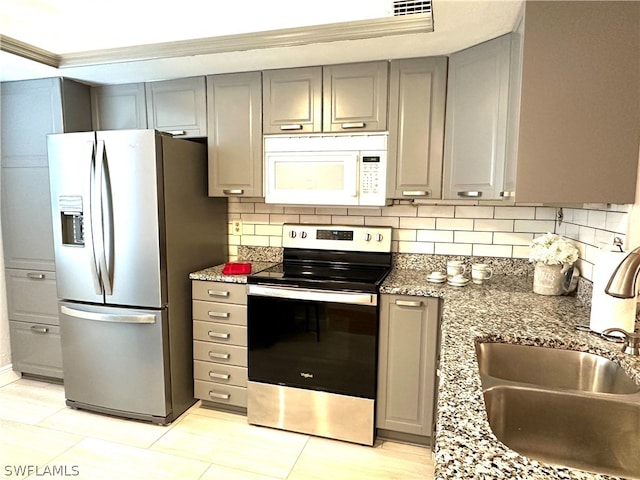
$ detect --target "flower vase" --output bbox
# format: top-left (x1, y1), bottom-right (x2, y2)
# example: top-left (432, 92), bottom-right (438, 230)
top-left (533, 263), bottom-right (568, 296)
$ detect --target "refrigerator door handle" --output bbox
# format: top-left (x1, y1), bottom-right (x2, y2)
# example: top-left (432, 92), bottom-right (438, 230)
top-left (61, 306), bottom-right (156, 324)
top-left (98, 140), bottom-right (114, 296)
top-left (88, 141), bottom-right (103, 295)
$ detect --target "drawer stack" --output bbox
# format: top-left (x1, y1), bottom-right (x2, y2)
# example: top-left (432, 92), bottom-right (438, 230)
top-left (192, 280), bottom-right (248, 410)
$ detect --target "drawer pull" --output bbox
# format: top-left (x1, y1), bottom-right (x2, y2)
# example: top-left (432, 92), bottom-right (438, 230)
top-left (395, 300), bottom-right (423, 308)
top-left (500, 191), bottom-right (515, 198)
top-left (280, 124), bottom-right (303, 131)
top-left (208, 311), bottom-right (230, 319)
top-left (341, 122), bottom-right (365, 129)
top-left (208, 351), bottom-right (230, 360)
top-left (30, 326), bottom-right (49, 333)
top-left (165, 130), bottom-right (186, 136)
top-left (209, 391), bottom-right (230, 400)
top-left (223, 189), bottom-right (244, 195)
top-left (208, 331), bottom-right (230, 339)
top-left (207, 290), bottom-right (229, 297)
top-left (209, 372), bottom-right (230, 380)
top-left (26, 273), bottom-right (46, 280)
top-left (457, 191), bottom-right (482, 198)
top-left (402, 191), bottom-right (429, 197)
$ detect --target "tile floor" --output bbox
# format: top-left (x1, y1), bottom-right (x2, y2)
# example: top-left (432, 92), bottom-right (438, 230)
top-left (0, 378), bottom-right (434, 480)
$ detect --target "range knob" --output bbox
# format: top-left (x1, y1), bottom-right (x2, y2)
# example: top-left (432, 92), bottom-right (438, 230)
top-left (376, 234), bottom-right (384, 242)
top-left (300, 231), bottom-right (308, 239)
top-left (289, 230), bottom-right (297, 239)
top-left (364, 233), bottom-right (372, 242)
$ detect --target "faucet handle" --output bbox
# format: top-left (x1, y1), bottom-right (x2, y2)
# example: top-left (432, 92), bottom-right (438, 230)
top-left (602, 328), bottom-right (640, 355)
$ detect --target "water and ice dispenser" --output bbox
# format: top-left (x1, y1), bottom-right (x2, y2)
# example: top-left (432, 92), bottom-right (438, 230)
top-left (59, 196), bottom-right (84, 246)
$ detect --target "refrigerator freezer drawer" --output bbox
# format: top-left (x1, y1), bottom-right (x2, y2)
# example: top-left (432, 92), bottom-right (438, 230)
top-left (195, 379), bottom-right (247, 408)
top-left (59, 302), bottom-right (170, 420)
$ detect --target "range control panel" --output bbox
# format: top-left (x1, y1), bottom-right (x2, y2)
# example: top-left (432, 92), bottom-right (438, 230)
top-left (282, 224), bottom-right (392, 253)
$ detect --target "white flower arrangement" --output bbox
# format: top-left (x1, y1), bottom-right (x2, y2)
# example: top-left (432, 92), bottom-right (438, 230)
top-left (529, 233), bottom-right (579, 267)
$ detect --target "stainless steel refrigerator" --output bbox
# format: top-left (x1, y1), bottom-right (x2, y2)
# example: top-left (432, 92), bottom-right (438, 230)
top-left (47, 129), bottom-right (227, 424)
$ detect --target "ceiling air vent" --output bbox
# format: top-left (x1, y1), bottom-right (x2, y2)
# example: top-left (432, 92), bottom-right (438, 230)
top-left (393, 0), bottom-right (432, 16)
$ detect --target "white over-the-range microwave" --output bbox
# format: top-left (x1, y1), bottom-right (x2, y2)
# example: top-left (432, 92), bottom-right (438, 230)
top-left (263, 133), bottom-right (388, 206)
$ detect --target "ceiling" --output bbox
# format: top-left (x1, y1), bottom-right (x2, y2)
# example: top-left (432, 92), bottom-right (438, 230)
top-left (0, 0), bottom-right (524, 85)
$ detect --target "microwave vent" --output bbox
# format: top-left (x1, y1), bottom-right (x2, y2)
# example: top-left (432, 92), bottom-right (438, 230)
top-left (393, 0), bottom-right (432, 16)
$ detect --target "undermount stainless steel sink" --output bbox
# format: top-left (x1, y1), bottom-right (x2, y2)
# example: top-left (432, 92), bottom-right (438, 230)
top-left (476, 341), bottom-right (639, 394)
top-left (483, 385), bottom-right (640, 478)
top-left (476, 341), bottom-right (640, 479)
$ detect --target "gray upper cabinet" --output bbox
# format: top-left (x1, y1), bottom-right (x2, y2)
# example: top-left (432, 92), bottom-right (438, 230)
top-left (322, 61), bottom-right (388, 133)
top-left (207, 72), bottom-right (263, 198)
top-left (515, 1), bottom-right (639, 204)
top-left (263, 61), bottom-right (388, 134)
top-left (377, 294), bottom-right (440, 438)
top-left (262, 67), bottom-right (322, 134)
top-left (91, 83), bottom-right (147, 130)
top-left (443, 35), bottom-right (513, 201)
top-left (387, 57), bottom-right (447, 200)
top-left (145, 77), bottom-right (207, 138)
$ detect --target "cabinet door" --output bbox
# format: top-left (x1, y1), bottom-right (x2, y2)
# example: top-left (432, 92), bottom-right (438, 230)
top-left (1, 167), bottom-right (55, 270)
top-left (262, 67), bottom-right (322, 134)
top-left (91, 83), bottom-right (147, 130)
top-left (377, 295), bottom-right (440, 436)
top-left (145, 77), bottom-right (207, 137)
top-left (207, 72), bottom-right (263, 197)
top-left (9, 321), bottom-right (63, 379)
top-left (443, 35), bottom-right (512, 200)
top-left (323, 61), bottom-right (388, 132)
top-left (0, 78), bottom-right (63, 168)
top-left (6, 269), bottom-right (58, 325)
top-left (387, 57), bottom-right (447, 199)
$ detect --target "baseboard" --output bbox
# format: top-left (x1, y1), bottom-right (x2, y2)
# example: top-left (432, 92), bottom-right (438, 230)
top-left (0, 364), bottom-right (21, 387)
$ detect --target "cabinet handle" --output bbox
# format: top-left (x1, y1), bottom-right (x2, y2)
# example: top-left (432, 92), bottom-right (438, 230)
top-left (207, 289), bottom-right (230, 297)
top-left (208, 391), bottom-right (230, 400)
top-left (30, 326), bottom-right (49, 333)
top-left (340, 122), bottom-right (365, 129)
top-left (457, 191), bottom-right (482, 198)
top-left (208, 351), bottom-right (230, 360)
top-left (500, 191), bottom-right (515, 198)
top-left (280, 124), bottom-right (303, 131)
top-left (209, 372), bottom-right (231, 380)
top-left (208, 331), bottom-right (230, 339)
top-left (164, 130), bottom-right (186, 136)
top-left (395, 300), bottom-right (423, 308)
top-left (208, 311), bottom-right (230, 319)
top-left (26, 273), bottom-right (46, 280)
top-left (402, 191), bottom-right (429, 197)
top-left (223, 189), bottom-right (245, 195)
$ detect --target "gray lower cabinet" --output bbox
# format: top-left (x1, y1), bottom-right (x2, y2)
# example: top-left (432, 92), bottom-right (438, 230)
top-left (206, 72), bottom-right (263, 197)
top-left (1, 77), bottom-right (91, 379)
top-left (90, 83), bottom-right (148, 130)
top-left (7, 269), bottom-right (62, 379)
top-left (377, 294), bottom-right (440, 438)
top-left (192, 280), bottom-right (248, 410)
top-left (145, 77), bottom-right (207, 138)
top-left (387, 57), bottom-right (447, 200)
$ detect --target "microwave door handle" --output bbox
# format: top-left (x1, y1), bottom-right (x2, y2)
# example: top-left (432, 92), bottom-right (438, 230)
top-left (347, 154), bottom-right (358, 197)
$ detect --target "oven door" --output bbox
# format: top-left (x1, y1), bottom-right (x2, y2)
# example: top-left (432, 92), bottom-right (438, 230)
top-left (247, 285), bottom-right (378, 399)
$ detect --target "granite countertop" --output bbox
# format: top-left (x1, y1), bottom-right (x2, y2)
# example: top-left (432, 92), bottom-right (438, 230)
top-left (381, 269), bottom-right (640, 480)
top-left (189, 261), bottom-right (277, 283)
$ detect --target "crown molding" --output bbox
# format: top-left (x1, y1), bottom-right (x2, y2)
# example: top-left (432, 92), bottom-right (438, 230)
top-left (2, 14), bottom-right (433, 70)
top-left (0, 35), bottom-right (61, 67)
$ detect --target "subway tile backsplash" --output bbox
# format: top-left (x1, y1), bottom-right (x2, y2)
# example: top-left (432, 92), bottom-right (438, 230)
top-left (227, 198), bottom-right (630, 283)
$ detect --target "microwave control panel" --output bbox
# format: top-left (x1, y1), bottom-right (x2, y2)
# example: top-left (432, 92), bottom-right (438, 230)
top-left (359, 153), bottom-right (386, 205)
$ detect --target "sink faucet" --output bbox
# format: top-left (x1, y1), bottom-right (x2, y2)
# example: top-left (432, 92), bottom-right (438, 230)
top-left (605, 246), bottom-right (640, 299)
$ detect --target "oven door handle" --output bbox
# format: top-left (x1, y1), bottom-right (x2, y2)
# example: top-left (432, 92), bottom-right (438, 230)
top-left (248, 285), bottom-right (377, 306)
